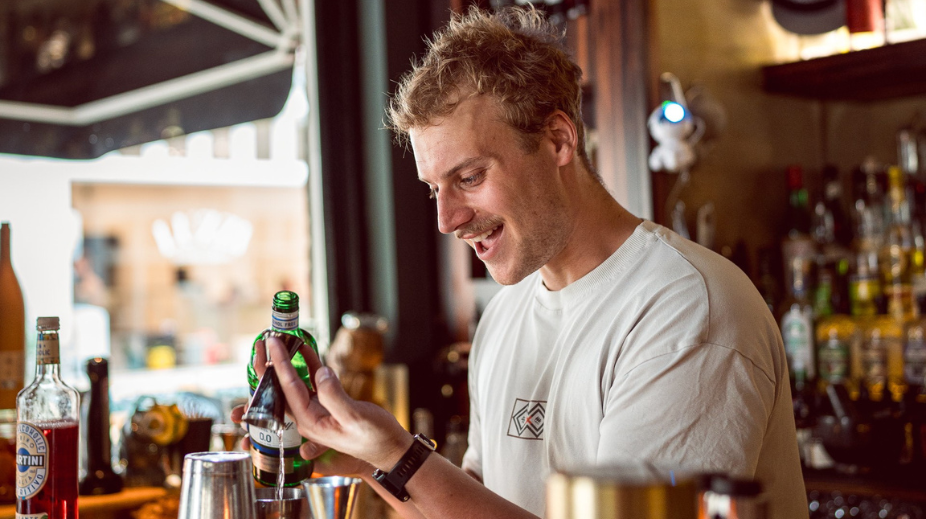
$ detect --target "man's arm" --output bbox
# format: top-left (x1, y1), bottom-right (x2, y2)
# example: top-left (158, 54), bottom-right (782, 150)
top-left (265, 336), bottom-right (539, 519)
top-left (346, 464), bottom-right (484, 519)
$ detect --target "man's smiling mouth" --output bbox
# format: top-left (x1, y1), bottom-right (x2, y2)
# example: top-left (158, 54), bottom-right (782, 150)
top-left (472, 226), bottom-right (499, 244)
top-left (471, 225), bottom-right (502, 255)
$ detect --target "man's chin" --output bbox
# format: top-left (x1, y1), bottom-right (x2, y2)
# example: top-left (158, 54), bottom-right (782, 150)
top-left (485, 265), bottom-right (530, 286)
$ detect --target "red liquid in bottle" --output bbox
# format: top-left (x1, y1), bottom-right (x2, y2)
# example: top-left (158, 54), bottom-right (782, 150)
top-left (17, 421), bottom-right (79, 519)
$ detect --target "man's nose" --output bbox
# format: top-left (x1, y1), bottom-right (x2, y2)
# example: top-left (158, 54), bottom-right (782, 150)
top-left (436, 191), bottom-right (473, 235)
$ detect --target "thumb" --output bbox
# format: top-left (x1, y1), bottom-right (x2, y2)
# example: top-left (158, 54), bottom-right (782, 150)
top-left (313, 367), bottom-right (356, 419)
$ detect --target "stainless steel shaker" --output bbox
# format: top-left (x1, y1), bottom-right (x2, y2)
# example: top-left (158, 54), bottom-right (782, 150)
top-left (303, 476), bottom-right (363, 519)
top-left (178, 451), bottom-right (258, 519)
top-left (255, 486), bottom-right (310, 519)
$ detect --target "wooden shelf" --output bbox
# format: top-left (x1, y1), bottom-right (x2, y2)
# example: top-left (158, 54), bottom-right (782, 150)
top-left (0, 487), bottom-right (170, 519)
top-left (761, 38), bottom-right (926, 102)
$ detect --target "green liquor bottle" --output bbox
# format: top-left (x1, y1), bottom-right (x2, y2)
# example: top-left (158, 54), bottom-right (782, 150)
top-left (246, 291), bottom-right (318, 487)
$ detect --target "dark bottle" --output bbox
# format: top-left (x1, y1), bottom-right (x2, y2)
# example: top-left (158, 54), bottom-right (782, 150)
top-left (79, 357), bottom-right (123, 495)
top-left (782, 165), bottom-right (816, 296)
top-left (791, 364), bottom-right (817, 467)
top-left (822, 165), bottom-right (853, 249)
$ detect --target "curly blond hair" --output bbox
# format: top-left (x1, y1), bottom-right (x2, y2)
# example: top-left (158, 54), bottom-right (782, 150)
top-left (387, 6), bottom-right (590, 171)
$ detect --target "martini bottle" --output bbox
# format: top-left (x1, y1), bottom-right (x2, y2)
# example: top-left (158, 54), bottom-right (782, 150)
top-left (246, 291), bottom-right (317, 487)
top-left (16, 317), bottom-right (80, 519)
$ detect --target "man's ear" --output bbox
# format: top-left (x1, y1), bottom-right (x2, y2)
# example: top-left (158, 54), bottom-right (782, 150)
top-left (546, 111), bottom-right (578, 167)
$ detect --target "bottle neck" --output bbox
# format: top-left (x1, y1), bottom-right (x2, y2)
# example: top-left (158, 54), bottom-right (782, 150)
top-left (34, 330), bottom-right (62, 379)
top-left (271, 308), bottom-right (299, 331)
top-left (1, 225), bottom-right (10, 264)
top-left (34, 363), bottom-right (62, 380)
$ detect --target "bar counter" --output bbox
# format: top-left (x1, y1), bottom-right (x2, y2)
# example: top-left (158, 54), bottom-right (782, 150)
top-left (0, 487), bottom-right (170, 519)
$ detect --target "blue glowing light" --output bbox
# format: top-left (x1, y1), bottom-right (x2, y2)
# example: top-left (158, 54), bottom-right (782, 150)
top-left (662, 101), bottom-right (686, 123)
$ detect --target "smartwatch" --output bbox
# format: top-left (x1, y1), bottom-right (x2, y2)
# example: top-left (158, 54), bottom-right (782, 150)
top-left (372, 434), bottom-right (437, 502)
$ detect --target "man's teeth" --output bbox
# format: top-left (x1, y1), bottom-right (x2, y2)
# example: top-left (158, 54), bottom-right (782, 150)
top-left (472, 227), bottom-right (498, 243)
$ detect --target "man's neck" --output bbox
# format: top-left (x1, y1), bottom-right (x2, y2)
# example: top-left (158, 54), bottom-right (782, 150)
top-left (539, 178), bottom-right (642, 291)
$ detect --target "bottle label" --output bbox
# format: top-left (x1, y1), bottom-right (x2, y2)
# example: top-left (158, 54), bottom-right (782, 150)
top-left (36, 338), bottom-right (59, 365)
top-left (0, 351), bottom-right (24, 388)
top-left (819, 340), bottom-right (849, 383)
top-left (248, 420), bottom-right (302, 450)
top-left (16, 514), bottom-right (48, 519)
top-left (904, 339), bottom-right (926, 384)
top-left (782, 309), bottom-right (815, 379)
top-left (862, 342), bottom-right (888, 385)
top-left (250, 446), bottom-right (295, 474)
top-left (271, 311), bottom-right (299, 331)
top-left (15, 422), bottom-right (48, 500)
top-left (248, 420), bottom-right (300, 475)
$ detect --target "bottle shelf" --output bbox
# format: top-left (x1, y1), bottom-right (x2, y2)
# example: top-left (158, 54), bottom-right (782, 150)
top-left (761, 38), bottom-right (926, 102)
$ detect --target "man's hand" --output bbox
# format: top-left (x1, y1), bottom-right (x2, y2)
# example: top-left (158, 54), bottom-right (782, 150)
top-left (229, 403), bottom-right (371, 476)
top-left (264, 336), bottom-right (413, 471)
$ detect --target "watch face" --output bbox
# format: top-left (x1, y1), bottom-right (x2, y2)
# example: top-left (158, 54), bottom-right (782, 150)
top-left (415, 434), bottom-right (437, 451)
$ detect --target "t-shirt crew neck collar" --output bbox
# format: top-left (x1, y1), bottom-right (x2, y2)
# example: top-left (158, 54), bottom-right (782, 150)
top-left (533, 220), bottom-right (654, 310)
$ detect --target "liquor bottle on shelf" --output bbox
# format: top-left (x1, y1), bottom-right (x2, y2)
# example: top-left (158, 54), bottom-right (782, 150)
top-left (756, 247), bottom-right (781, 316)
top-left (880, 165), bottom-right (917, 321)
top-left (907, 162), bottom-right (926, 308)
top-left (780, 256), bottom-right (816, 381)
top-left (79, 357), bottom-right (123, 495)
top-left (0, 222), bottom-right (25, 504)
top-left (822, 165), bottom-right (854, 250)
top-left (849, 247), bottom-right (884, 319)
top-left (782, 165), bottom-right (816, 294)
top-left (816, 314), bottom-right (856, 392)
top-left (813, 256), bottom-right (851, 319)
top-left (851, 160), bottom-right (886, 254)
top-left (791, 358), bottom-right (817, 467)
top-left (860, 315), bottom-right (905, 401)
top-left (813, 166), bottom-right (853, 317)
top-left (245, 290), bottom-right (318, 487)
top-left (904, 298), bottom-right (926, 389)
top-left (16, 317), bottom-right (80, 519)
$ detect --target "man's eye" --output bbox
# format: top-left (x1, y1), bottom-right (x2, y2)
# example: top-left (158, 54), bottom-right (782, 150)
top-left (428, 188), bottom-right (437, 200)
top-left (461, 171), bottom-right (483, 187)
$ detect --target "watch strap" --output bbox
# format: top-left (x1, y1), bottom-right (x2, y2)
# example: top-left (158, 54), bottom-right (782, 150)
top-left (372, 434), bottom-right (436, 502)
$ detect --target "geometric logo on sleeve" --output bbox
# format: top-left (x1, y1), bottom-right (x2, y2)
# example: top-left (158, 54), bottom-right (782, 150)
top-left (506, 398), bottom-right (546, 440)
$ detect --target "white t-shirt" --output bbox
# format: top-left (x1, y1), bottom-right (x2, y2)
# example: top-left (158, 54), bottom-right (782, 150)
top-left (462, 221), bottom-right (808, 519)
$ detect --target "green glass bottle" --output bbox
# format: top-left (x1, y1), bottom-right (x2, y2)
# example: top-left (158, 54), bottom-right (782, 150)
top-left (246, 291), bottom-right (318, 487)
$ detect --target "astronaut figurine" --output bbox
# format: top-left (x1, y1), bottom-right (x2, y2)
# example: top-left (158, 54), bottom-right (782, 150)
top-left (647, 101), bottom-right (703, 173)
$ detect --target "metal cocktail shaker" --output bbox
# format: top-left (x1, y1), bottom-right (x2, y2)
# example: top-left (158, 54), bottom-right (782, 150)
top-left (178, 451), bottom-right (257, 519)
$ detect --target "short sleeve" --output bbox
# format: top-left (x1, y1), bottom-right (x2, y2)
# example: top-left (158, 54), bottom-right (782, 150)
top-left (597, 342), bottom-right (775, 477)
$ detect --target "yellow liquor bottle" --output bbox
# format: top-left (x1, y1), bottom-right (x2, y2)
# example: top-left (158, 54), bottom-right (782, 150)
top-left (880, 166), bottom-right (917, 321)
top-left (861, 315), bottom-right (905, 400)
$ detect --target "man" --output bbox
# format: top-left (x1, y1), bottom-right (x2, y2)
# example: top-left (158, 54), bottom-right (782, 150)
top-left (241, 6), bottom-right (808, 518)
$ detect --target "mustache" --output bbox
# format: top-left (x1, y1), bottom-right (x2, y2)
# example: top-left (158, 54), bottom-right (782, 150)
top-left (454, 217), bottom-right (503, 240)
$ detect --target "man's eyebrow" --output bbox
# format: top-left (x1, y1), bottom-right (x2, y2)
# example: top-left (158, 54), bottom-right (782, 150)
top-left (438, 157), bottom-right (487, 181)
top-left (418, 156), bottom-right (488, 184)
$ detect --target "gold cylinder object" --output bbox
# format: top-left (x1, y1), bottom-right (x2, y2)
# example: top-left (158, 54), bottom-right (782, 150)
top-left (547, 465), bottom-right (698, 519)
